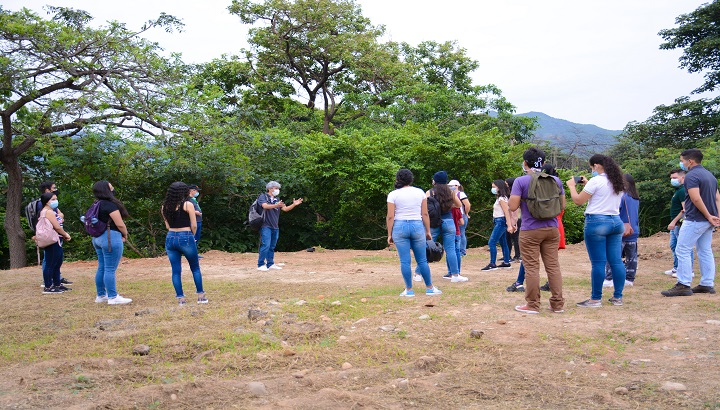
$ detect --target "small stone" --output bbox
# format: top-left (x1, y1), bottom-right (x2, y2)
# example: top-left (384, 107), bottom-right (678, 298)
top-left (282, 349), bottom-right (296, 357)
top-left (293, 369), bottom-right (309, 378)
top-left (132, 344), bottom-right (150, 356)
top-left (398, 379), bottom-right (410, 390)
top-left (317, 295), bottom-right (325, 300)
top-left (331, 300), bottom-right (341, 306)
top-left (614, 387), bottom-right (628, 395)
top-left (338, 336), bottom-right (348, 341)
top-left (415, 356), bottom-right (437, 369)
top-left (470, 330), bottom-right (484, 339)
top-left (353, 318), bottom-right (367, 325)
top-left (601, 373), bottom-right (608, 377)
top-left (360, 298), bottom-right (368, 303)
top-left (424, 302), bottom-right (436, 307)
top-left (496, 319), bottom-right (507, 325)
top-left (248, 308), bottom-right (267, 321)
top-left (170, 394), bottom-right (177, 401)
top-left (107, 359), bottom-right (115, 366)
top-left (295, 300), bottom-right (307, 306)
top-left (564, 370), bottom-right (572, 376)
top-left (341, 362), bottom-right (353, 370)
top-left (247, 382), bottom-right (267, 397)
top-left (661, 381), bottom-right (687, 391)
top-left (706, 320), bottom-right (720, 325)
top-left (419, 314), bottom-right (430, 320)
top-left (379, 325), bottom-right (395, 332)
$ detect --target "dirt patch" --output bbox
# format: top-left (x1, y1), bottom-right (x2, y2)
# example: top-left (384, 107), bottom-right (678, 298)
top-left (1, 232), bottom-right (719, 408)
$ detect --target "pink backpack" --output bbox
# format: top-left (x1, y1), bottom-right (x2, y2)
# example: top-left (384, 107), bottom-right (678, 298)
top-left (34, 210), bottom-right (59, 248)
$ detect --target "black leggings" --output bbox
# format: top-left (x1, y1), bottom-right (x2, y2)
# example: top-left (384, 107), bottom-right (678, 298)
top-left (508, 218), bottom-right (521, 258)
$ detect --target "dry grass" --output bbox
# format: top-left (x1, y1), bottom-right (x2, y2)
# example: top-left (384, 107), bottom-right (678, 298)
top-left (1, 235), bottom-right (720, 409)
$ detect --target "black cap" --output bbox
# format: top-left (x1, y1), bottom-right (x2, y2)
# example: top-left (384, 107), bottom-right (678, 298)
top-left (188, 184), bottom-right (200, 190)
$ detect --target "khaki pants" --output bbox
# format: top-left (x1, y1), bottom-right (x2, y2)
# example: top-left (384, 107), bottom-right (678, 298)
top-left (520, 227), bottom-right (564, 311)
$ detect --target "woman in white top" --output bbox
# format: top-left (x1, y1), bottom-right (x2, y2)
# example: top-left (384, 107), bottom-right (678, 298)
top-left (386, 169), bottom-right (442, 297)
top-left (566, 154), bottom-right (627, 308)
top-left (482, 179), bottom-right (515, 271)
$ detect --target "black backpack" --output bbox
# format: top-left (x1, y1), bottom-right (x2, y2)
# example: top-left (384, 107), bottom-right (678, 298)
top-left (247, 195), bottom-right (267, 231)
top-left (24, 199), bottom-right (41, 232)
top-left (426, 239), bottom-right (444, 262)
top-left (427, 192), bottom-right (442, 228)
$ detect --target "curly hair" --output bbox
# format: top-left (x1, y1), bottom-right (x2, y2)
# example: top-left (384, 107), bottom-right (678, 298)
top-left (162, 182), bottom-right (189, 225)
top-left (589, 154), bottom-right (624, 194)
top-left (432, 183), bottom-right (454, 213)
top-left (93, 180), bottom-right (129, 218)
top-left (394, 169), bottom-right (414, 189)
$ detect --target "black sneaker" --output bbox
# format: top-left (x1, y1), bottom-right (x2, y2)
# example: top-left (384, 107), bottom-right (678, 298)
top-left (56, 285), bottom-right (72, 291)
top-left (43, 286), bottom-right (64, 294)
top-left (506, 282), bottom-right (525, 292)
top-left (691, 284), bottom-right (716, 294)
top-left (481, 263), bottom-right (498, 271)
top-left (60, 278), bottom-right (73, 285)
top-left (540, 282), bottom-right (550, 292)
top-left (498, 262), bottom-right (512, 269)
top-left (442, 273), bottom-right (452, 280)
top-left (661, 283), bottom-right (693, 297)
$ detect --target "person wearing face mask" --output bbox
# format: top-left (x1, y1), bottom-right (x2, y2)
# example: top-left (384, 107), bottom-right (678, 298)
top-left (567, 154), bottom-right (626, 308)
top-left (481, 180), bottom-right (514, 271)
top-left (662, 149), bottom-right (720, 297)
top-left (257, 181), bottom-right (303, 271)
top-left (37, 192), bottom-right (72, 293)
top-left (665, 169), bottom-right (693, 277)
top-left (187, 184), bottom-right (203, 244)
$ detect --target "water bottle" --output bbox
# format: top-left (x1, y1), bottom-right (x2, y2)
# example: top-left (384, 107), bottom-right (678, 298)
top-left (80, 216), bottom-right (85, 223)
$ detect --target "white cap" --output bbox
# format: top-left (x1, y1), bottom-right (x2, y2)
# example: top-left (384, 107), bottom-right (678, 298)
top-left (448, 179), bottom-right (460, 186)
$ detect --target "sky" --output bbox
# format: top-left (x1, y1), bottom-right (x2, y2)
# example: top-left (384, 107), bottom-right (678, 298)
top-left (3, 0), bottom-right (712, 130)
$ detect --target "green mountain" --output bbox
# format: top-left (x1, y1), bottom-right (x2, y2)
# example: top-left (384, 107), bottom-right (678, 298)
top-left (517, 111), bottom-right (622, 156)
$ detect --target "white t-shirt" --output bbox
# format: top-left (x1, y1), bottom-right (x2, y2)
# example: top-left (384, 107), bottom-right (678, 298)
top-left (456, 191), bottom-right (468, 215)
top-left (387, 186), bottom-right (426, 220)
top-left (492, 196), bottom-right (509, 218)
top-left (583, 174), bottom-right (623, 215)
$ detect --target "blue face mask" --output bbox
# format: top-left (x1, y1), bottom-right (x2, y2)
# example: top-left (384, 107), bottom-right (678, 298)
top-left (491, 187), bottom-right (498, 195)
top-left (591, 171), bottom-right (599, 177)
top-left (679, 161), bottom-right (687, 171)
top-left (49, 200), bottom-right (59, 209)
top-left (670, 178), bottom-right (681, 187)
top-left (193, 192), bottom-right (199, 198)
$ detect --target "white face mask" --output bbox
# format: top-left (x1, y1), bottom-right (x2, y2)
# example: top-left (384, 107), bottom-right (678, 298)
top-left (272, 189), bottom-right (280, 196)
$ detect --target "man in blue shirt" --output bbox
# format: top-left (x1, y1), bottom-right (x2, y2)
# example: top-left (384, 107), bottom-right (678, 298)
top-left (662, 149), bottom-right (720, 296)
top-left (257, 181), bottom-right (303, 271)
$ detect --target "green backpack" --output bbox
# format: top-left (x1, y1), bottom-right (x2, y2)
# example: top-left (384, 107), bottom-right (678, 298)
top-left (525, 171), bottom-right (562, 220)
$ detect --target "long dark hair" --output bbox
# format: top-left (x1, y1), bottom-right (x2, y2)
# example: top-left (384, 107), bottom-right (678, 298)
top-left (433, 183), bottom-right (454, 213)
top-left (589, 154), bottom-right (624, 194)
top-left (162, 182), bottom-right (189, 224)
top-left (93, 180), bottom-right (129, 218)
top-left (493, 179), bottom-right (510, 198)
top-left (624, 174), bottom-right (639, 200)
top-left (40, 192), bottom-right (54, 207)
top-left (395, 169), bottom-right (413, 189)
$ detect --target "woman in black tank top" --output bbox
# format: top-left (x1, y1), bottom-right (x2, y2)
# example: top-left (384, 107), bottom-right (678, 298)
top-left (162, 182), bottom-right (207, 305)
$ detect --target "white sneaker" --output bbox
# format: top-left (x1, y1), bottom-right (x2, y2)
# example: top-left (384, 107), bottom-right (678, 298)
top-left (413, 274), bottom-right (422, 282)
top-left (107, 295), bottom-right (132, 305)
top-left (664, 268), bottom-right (677, 275)
top-left (276, 263), bottom-right (286, 267)
top-left (257, 265), bottom-right (269, 271)
top-left (450, 275), bottom-right (468, 283)
top-left (268, 264), bottom-right (283, 270)
top-left (625, 280), bottom-right (634, 287)
top-left (671, 272), bottom-right (677, 278)
top-left (95, 295), bottom-right (109, 303)
top-left (602, 279), bottom-right (613, 287)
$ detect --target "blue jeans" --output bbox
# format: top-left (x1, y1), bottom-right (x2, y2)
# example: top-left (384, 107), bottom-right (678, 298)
top-left (488, 217), bottom-right (510, 264)
top-left (166, 231), bottom-right (203, 298)
top-left (42, 242), bottom-right (63, 287)
top-left (431, 218), bottom-right (459, 275)
top-left (676, 220), bottom-right (715, 286)
top-left (515, 262), bottom-right (525, 284)
top-left (194, 221), bottom-right (202, 243)
top-left (459, 214), bottom-right (469, 256)
top-left (258, 227), bottom-right (280, 267)
top-left (448, 233), bottom-right (462, 274)
top-left (670, 225), bottom-right (694, 270)
top-left (93, 230), bottom-right (124, 298)
top-left (393, 220), bottom-right (432, 289)
top-left (584, 214), bottom-right (625, 300)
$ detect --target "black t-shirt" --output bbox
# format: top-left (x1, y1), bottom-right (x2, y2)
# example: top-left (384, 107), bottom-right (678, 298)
top-left (98, 200), bottom-right (121, 232)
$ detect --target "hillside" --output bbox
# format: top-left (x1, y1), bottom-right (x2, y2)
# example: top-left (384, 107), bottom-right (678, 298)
top-left (518, 111), bottom-right (622, 156)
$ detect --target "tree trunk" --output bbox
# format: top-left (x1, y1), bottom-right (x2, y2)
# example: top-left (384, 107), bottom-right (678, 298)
top-left (3, 155), bottom-right (28, 268)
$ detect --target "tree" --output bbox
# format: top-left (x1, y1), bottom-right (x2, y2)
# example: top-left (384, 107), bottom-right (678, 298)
top-left (228, 0), bottom-right (398, 134)
top-left (624, 1), bottom-right (720, 150)
top-left (0, 6), bottom-right (184, 268)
